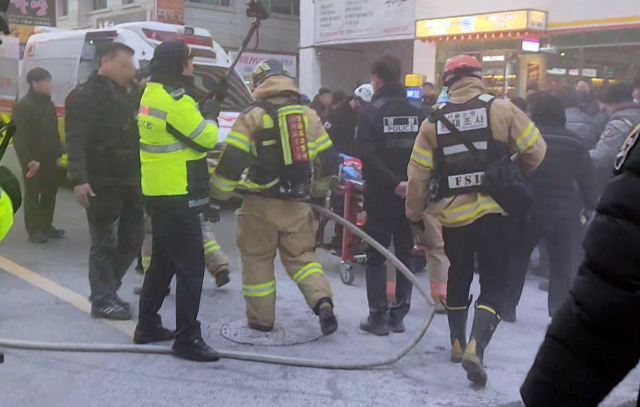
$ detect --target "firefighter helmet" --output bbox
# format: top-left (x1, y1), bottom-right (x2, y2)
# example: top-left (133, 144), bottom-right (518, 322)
top-left (252, 59), bottom-right (291, 89)
top-left (442, 55), bottom-right (483, 87)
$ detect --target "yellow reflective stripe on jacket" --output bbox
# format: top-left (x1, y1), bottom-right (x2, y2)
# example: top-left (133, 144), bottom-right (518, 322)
top-left (243, 280), bottom-right (276, 297)
top-left (309, 133), bottom-right (333, 158)
top-left (0, 188), bottom-right (14, 242)
top-left (225, 131), bottom-right (252, 153)
top-left (411, 145), bottom-right (433, 168)
top-left (515, 123), bottom-right (541, 153)
top-left (239, 178), bottom-right (280, 191)
top-left (292, 262), bottom-right (324, 284)
top-left (263, 114), bottom-right (274, 129)
top-left (211, 172), bottom-right (238, 192)
top-left (140, 141), bottom-right (185, 153)
top-left (440, 194), bottom-right (504, 225)
top-left (140, 106), bottom-right (168, 120)
top-left (204, 240), bottom-right (221, 254)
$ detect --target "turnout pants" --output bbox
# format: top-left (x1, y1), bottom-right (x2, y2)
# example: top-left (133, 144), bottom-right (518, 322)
top-left (443, 214), bottom-right (511, 313)
top-left (138, 202), bottom-right (206, 341)
top-left (23, 176), bottom-right (57, 236)
top-left (237, 196), bottom-right (333, 329)
top-left (505, 209), bottom-right (583, 317)
top-left (365, 206), bottom-right (416, 321)
top-left (86, 186), bottom-right (144, 305)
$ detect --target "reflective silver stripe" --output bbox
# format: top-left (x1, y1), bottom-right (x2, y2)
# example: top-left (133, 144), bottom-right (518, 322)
top-left (140, 106), bottom-right (168, 120)
top-left (443, 141), bottom-right (488, 156)
top-left (140, 142), bottom-right (185, 153)
top-left (188, 120), bottom-right (207, 140)
top-left (189, 197), bottom-right (209, 208)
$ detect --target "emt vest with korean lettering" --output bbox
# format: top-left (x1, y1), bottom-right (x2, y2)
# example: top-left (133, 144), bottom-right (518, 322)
top-left (247, 97), bottom-right (313, 200)
top-left (137, 82), bottom-right (218, 208)
top-left (432, 94), bottom-right (496, 197)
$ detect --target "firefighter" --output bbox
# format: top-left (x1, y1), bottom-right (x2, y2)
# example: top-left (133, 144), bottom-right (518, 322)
top-left (406, 55), bottom-right (546, 386)
top-left (355, 56), bottom-right (431, 336)
top-left (134, 40), bottom-right (220, 362)
top-left (210, 60), bottom-right (339, 335)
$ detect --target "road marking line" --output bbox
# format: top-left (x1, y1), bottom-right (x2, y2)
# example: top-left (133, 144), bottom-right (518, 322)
top-left (0, 255), bottom-right (136, 337)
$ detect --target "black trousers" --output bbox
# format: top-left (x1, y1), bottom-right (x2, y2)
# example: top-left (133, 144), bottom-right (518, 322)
top-left (443, 214), bottom-right (512, 313)
top-left (23, 176), bottom-right (57, 235)
top-left (505, 209), bottom-right (583, 317)
top-left (364, 207), bottom-right (415, 321)
top-left (138, 202), bottom-right (206, 341)
top-left (86, 186), bottom-right (144, 304)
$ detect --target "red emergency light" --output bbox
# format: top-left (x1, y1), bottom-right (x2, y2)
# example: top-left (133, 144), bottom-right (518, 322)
top-left (142, 28), bottom-right (214, 47)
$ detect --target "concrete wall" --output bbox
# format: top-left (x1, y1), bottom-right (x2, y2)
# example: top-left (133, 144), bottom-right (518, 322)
top-left (185, 1), bottom-right (299, 52)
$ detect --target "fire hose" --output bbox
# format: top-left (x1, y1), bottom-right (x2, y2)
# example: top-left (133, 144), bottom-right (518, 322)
top-left (0, 204), bottom-right (437, 370)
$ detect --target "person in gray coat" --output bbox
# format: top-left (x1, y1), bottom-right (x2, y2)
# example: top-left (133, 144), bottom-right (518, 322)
top-left (590, 83), bottom-right (640, 190)
top-left (565, 84), bottom-right (607, 150)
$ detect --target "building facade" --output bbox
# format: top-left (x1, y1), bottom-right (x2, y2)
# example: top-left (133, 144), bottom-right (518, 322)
top-left (56, 0), bottom-right (300, 79)
top-left (301, 0), bottom-right (640, 98)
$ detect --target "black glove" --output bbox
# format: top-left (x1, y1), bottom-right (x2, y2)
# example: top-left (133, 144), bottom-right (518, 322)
top-left (199, 98), bottom-right (222, 123)
top-left (409, 220), bottom-right (426, 248)
top-left (202, 200), bottom-right (221, 223)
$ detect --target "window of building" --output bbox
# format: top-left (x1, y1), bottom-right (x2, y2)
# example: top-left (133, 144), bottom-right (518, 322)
top-left (122, 0), bottom-right (136, 4)
top-left (58, 0), bottom-right (68, 16)
top-left (270, 0), bottom-right (299, 16)
top-left (93, 0), bottom-right (107, 10)
top-left (188, 0), bottom-right (231, 6)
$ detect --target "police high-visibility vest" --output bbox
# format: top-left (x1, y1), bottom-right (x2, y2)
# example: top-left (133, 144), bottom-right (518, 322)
top-left (138, 82), bottom-right (218, 206)
top-left (0, 188), bottom-right (14, 241)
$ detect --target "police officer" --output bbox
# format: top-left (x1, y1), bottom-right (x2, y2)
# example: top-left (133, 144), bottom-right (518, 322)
top-left (406, 55), bottom-right (546, 386)
top-left (134, 40), bottom-right (220, 362)
top-left (355, 56), bottom-right (431, 336)
top-left (210, 60), bottom-right (339, 336)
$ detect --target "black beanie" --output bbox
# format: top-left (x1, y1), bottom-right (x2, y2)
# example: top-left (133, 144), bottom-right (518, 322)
top-left (150, 40), bottom-right (190, 77)
top-left (531, 92), bottom-right (566, 127)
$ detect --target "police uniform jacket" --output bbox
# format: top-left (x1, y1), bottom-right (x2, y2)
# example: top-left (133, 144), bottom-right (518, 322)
top-left (406, 77), bottom-right (547, 228)
top-left (355, 83), bottom-right (430, 216)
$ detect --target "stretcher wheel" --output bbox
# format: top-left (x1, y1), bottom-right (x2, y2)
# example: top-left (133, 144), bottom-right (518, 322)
top-left (340, 263), bottom-right (355, 285)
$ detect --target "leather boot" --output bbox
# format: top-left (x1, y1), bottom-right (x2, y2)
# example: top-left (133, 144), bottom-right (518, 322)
top-left (360, 310), bottom-right (390, 336)
top-left (446, 306), bottom-right (468, 364)
top-left (315, 297), bottom-right (338, 336)
top-left (462, 305), bottom-right (501, 387)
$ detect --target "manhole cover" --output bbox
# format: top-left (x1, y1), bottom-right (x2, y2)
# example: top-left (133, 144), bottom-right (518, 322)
top-left (221, 318), bottom-right (323, 347)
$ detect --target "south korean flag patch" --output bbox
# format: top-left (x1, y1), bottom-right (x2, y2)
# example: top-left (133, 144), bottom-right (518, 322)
top-left (614, 123), bottom-right (640, 173)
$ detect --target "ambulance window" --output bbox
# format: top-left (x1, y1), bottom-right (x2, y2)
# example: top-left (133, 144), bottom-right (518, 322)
top-left (192, 66), bottom-right (252, 112)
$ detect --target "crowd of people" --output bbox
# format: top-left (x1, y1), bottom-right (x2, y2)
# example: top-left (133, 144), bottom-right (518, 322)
top-left (2, 36), bottom-right (640, 403)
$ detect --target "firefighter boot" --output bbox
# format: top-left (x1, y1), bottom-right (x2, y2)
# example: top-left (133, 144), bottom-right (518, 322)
top-left (205, 245), bottom-right (231, 288)
top-left (447, 307), bottom-right (468, 364)
top-left (315, 297), bottom-right (338, 336)
top-left (462, 305), bottom-right (501, 387)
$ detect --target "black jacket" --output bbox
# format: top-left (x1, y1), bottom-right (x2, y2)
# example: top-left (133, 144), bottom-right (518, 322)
top-left (355, 84), bottom-right (430, 213)
top-left (65, 74), bottom-right (140, 189)
top-left (12, 90), bottom-right (61, 191)
top-left (325, 101), bottom-right (358, 157)
top-left (529, 125), bottom-right (598, 214)
top-left (521, 125), bottom-right (640, 406)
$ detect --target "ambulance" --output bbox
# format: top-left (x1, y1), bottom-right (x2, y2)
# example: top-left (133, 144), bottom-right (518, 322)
top-left (2, 22), bottom-right (252, 164)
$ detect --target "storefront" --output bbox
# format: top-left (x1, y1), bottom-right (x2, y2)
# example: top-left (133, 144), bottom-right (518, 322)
top-left (543, 25), bottom-right (640, 91)
top-left (415, 9), bottom-right (548, 97)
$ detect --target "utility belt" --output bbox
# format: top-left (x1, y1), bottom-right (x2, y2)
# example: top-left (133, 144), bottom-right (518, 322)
top-left (248, 95), bottom-right (313, 201)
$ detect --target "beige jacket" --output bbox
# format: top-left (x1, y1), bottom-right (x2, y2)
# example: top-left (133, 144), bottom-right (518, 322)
top-left (406, 77), bottom-right (547, 229)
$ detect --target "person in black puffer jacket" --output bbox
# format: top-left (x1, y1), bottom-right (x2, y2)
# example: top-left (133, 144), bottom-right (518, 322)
top-left (504, 93), bottom-right (598, 321)
top-left (521, 120), bottom-right (640, 407)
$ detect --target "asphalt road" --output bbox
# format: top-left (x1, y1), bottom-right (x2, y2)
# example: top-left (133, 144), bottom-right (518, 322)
top-left (0, 147), bottom-right (638, 407)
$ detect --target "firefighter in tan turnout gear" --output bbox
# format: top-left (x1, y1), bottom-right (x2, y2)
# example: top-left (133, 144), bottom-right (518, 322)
top-left (406, 55), bottom-right (546, 386)
top-left (210, 60), bottom-right (339, 335)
